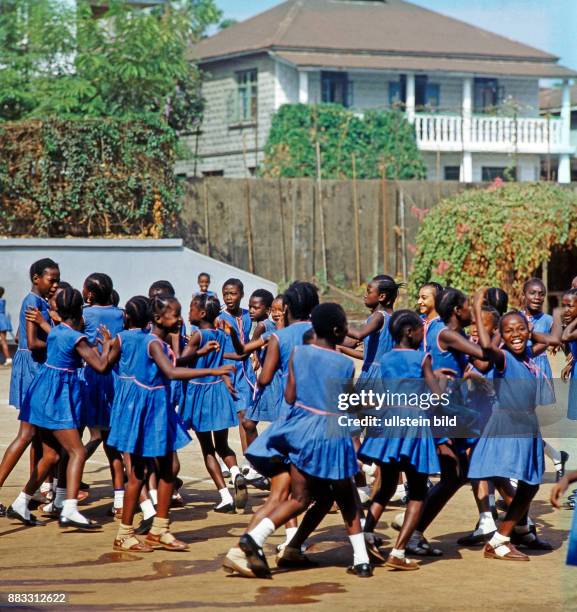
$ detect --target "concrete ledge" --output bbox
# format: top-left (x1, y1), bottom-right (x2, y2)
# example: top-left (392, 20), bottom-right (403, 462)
top-left (0, 238), bottom-right (183, 249)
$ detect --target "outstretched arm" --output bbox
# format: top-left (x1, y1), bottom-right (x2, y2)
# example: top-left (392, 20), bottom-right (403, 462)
top-left (346, 311), bottom-right (384, 341)
top-left (150, 340), bottom-right (234, 381)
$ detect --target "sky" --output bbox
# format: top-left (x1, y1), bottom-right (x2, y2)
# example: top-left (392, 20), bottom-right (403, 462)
top-left (213, 0), bottom-right (577, 72)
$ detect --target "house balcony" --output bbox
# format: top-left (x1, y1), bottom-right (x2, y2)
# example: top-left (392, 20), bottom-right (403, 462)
top-left (414, 113), bottom-right (573, 155)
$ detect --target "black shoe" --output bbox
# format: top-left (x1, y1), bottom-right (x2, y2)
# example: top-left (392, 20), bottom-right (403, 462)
top-left (239, 534), bottom-right (272, 578)
top-left (0, 503), bottom-right (6, 517)
top-left (175, 477), bottom-right (184, 492)
top-left (346, 563), bottom-right (373, 577)
top-left (6, 506), bottom-right (46, 526)
top-left (406, 538), bottom-right (443, 557)
top-left (556, 451), bottom-right (570, 482)
top-left (214, 502), bottom-right (236, 514)
top-left (457, 531), bottom-right (495, 547)
top-left (58, 516), bottom-right (101, 531)
top-left (134, 516), bottom-right (155, 535)
top-left (79, 481), bottom-right (90, 491)
top-left (234, 474), bottom-right (248, 510)
top-left (511, 527), bottom-right (553, 551)
top-left (246, 476), bottom-right (270, 491)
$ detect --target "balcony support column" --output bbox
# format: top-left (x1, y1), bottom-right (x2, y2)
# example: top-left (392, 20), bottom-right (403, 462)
top-left (299, 71), bottom-right (309, 104)
top-left (461, 77), bottom-right (473, 182)
top-left (406, 73), bottom-right (416, 124)
top-left (559, 80), bottom-right (572, 184)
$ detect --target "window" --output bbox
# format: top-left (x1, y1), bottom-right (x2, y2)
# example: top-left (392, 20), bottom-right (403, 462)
top-left (444, 166), bottom-right (460, 181)
top-left (231, 69), bottom-right (258, 124)
top-left (202, 170), bottom-right (224, 177)
top-left (482, 166), bottom-right (516, 182)
top-left (389, 75), bottom-right (439, 109)
top-left (474, 78), bottom-right (504, 112)
top-left (321, 71), bottom-right (351, 107)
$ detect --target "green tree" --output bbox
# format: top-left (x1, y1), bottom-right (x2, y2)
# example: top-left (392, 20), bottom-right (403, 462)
top-left (260, 104), bottom-right (426, 179)
top-left (0, 0), bottom-right (221, 129)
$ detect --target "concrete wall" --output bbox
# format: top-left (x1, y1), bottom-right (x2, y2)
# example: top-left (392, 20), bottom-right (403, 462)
top-left (0, 239), bottom-right (276, 330)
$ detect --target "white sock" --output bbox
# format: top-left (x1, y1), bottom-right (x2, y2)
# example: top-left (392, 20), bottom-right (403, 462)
top-left (140, 499), bottom-right (156, 520)
top-left (360, 517), bottom-right (366, 530)
top-left (149, 489), bottom-right (158, 506)
top-left (248, 517), bottom-right (276, 548)
top-left (488, 494), bottom-right (496, 508)
top-left (54, 487), bottom-right (66, 509)
top-left (61, 498), bottom-right (88, 525)
top-left (349, 532), bottom-right (370, 566)
top-left (12, 491), bottom-right (31, 520)
top-left (229, 465), bottom-right (241, 481)
top-left (40, 481), bottom-right (52, 495)
top-left (284, 526), bottom-right (298, 545)
top-left (488, 531), bottom-right (510, 557)
top-left (544, 441), bottom-right (562, 465)
top-left (390, 547), bottom-right (405, 559)
top-left (114, 489), bottom-right (125, 509)
top-left (217, 487), bottom-right (233, 508)
top-left (474, 511), bottom-right (497, 536)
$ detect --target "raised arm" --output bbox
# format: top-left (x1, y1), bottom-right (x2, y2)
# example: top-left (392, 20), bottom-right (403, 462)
top-left (346, 311), bottom-right (384, 341)
top-left (473, 289), bottom-right (504, 371)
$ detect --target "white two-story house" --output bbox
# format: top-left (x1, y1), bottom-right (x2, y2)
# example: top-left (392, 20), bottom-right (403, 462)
top-left (187, 0), bottom-right (576, 182)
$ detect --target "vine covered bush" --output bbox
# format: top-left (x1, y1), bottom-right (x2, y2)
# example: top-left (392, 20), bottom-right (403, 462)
top-left (409, 181), bottom-right (577, 303)
top-left (261, 104), bottom-right (426, 179)
top-left (0, 116), bottom-right (180, 237)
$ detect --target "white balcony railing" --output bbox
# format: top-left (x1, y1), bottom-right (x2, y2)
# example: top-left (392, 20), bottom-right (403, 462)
top-left (414, 113), bottom-right (567, 154)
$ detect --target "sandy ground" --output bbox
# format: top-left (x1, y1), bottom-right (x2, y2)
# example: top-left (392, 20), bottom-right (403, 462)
top-left (1, 364), bottom-right (577, 612)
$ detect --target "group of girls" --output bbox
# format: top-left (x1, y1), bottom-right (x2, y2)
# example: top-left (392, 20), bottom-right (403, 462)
top-left (2, 258), bottom-right (576, 576)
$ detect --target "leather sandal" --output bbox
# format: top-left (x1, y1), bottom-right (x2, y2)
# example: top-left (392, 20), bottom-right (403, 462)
top-left (483, 542), bottom-right (529, 561)
top-left (113, 536), bottom-right (154, 553)
top-left (385, 554), bottom-right (420, 571)
top-left (144, 532), bottom-right (189, 551)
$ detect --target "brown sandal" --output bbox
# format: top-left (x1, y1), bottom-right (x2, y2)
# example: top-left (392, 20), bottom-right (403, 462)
top-left (113, 536), bottom-right (154, 553)
top-left (144, 532), bottom-right (189, 551)
top-left (483, 542), bottom-right (529, 561)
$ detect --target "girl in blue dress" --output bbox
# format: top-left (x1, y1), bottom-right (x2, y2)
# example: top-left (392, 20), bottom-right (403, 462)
top-left (561, 289), bottom-right (577, 424)
top-left (7, 287), bottom-right (110, 530)
top-left (521, 278), bottom-right (568, 481)
top-left (417, 281), bottom-right (444, 352)
top-left (178, 293), bottom-right (247, 513)
top-left (107, 295), bottom-right (233, 553)
top-left (230, 303), bottom-right (372, 579)
top-left (360, 310), bottom-right (444, 570)
top-left (0, 259), bottom-right (60, 516)
top-left (81, 272), bottom-right (126, 516)
top-left (224, 282), bottom-right (318, 566)
top-left (0, 286), bottom-right (13, 365)
top-left (469, 290), bottom-right (554, 561)
top-left (409, 287), bottom-right (490, 557)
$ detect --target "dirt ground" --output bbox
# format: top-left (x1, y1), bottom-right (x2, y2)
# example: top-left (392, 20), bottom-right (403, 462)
top-left (1, 365), bottom-right (577, 612)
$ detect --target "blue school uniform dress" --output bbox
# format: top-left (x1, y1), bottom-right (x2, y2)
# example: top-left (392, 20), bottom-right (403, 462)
top-left (219, 310), bottom-right (257, 412)
top-left (248, 345), bottom-right (358, 480)
top-left (179, 328), bottom-right (237, 432)
top-left (427, 324), bottom-right (476, 444)
top-left (107, 331), bottom-right (191, 457)
top-left (169, 326), bottom-right (189, 410)
top-left (468, 349), bottom-right (544, 485)
top-left (357, 311), bottom-right (393, 382)
top-left (9, 293), bottom-right (52, 409)
top-left (82, 305), bottom-right (124, 429)
top-left (420, 316), bottom-right (443, 352)
top-left (245, 319), bottom-right (284, 423)
top-left (359, 349), bottom-right (440, 474)
top-left (21, 324), bottom-right (86, 430)
top-left (464, 364), bottom-right (497, 439)
top-left (523, 311), bottom-right (555, 406)
top-left (0, 298), bottom-right (12, 332)
top-left (567, 340), bottom-right (577, 421)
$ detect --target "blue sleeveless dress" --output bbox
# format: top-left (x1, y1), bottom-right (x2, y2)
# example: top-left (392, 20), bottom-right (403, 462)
top-left (358, 311), bottom-right (393, 382)
top-left (420, 316), bottom-right (444, 352)
top-left (468, 349), bottom-right (544, 485)
top-left (219, 309), bottom-right (257, 413)
top-left (0, 298), bottom-right (12, 332)
top-left (21, 324), bottom-right (86, 430)
top-left (427, 324), bottom-right (475, 444)
top-left (523, 311), bottom-right (555, 406)
top-left (107, 331), bottom-right (191, 457)
top-left (179, 328), bottom-right (238, 432)
top-left (9, 293), bottom-right (52, 409)
top-left (82, 305), bottom-right (125, 429)
top-left (249, 345), bottom-right (358, 480)
top-left (464, 364), bottom-right (497, 441)
top-left (245, 321), bottom-right (313, 475)
top-left (245, 319), bottom-right (284, 422)
top-left (567, 340), bottom-right (577, 421)
top-left (359, 349), bottom-right (440, 474)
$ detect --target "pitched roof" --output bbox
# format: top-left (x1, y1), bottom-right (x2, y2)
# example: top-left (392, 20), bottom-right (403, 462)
top-left (540, 85), bottom-right (577, 111)
top-left (192, 0), bottom-right (567, 73)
